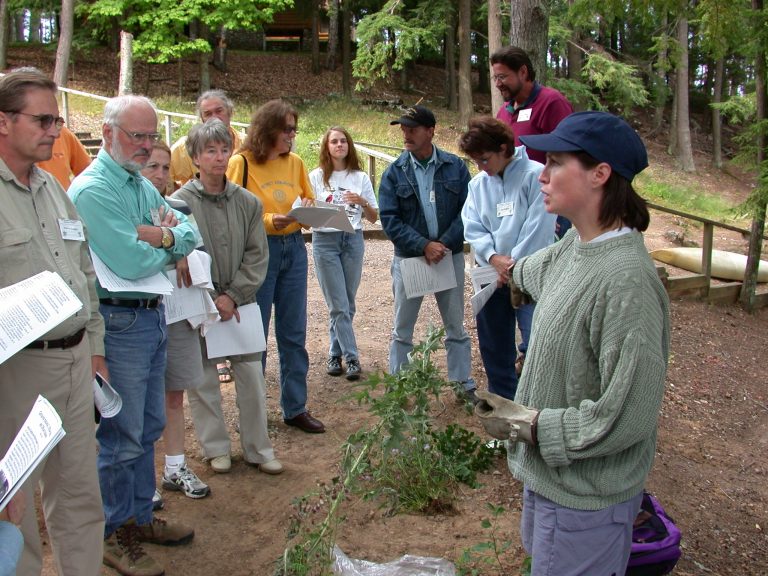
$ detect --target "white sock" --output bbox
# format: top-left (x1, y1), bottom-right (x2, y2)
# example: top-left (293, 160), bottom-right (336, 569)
top-left (165, 454), bottom-right (185, 475)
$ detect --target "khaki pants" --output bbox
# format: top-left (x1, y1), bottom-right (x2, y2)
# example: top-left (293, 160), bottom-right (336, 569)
top-left (188, 355), bottom-right (275, 464)
top-left (0, 337), bottom-right (104, 576)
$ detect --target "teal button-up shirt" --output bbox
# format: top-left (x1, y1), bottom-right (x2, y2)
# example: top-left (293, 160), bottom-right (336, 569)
top-left (69, 149), bottom-right (196, 298)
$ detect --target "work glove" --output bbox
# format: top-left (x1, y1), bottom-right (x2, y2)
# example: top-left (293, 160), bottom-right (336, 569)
top-left (509, 279), bottom-right (532, 309)
top-left (474, 390), bottom-right (539, 446)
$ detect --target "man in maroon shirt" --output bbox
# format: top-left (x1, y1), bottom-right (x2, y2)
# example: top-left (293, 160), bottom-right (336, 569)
top-left (491, 46), bottom-right (573, 240)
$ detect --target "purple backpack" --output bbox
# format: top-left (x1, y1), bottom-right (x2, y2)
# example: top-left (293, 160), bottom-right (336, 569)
top-left (626, 492), bottom-right (682, 576)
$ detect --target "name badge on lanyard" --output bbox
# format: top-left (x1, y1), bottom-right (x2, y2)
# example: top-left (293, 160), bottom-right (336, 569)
top-left (497, 202), bottom-right (514, 218)
top-left (517, 108), bottom-right (532, 122)
top-left (58, 218), bottom-right (85, 241)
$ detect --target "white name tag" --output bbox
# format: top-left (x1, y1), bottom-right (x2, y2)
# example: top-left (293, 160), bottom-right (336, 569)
top-left (497, 202), bottom-right (514, 218)
top-left (517, 108), bottom-right (532, 122)
top-left (58, 218), bottom-right (85, 241)
top-left (149, 207), bottom-right (162, 226)
top-left (429, 190), bottom-right (436, 203)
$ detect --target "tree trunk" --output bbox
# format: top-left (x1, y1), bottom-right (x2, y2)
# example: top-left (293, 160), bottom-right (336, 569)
top-left (28, 9), bottom-right (40, 43)
top-left (458, 0), bottom-right (473, 126)
top-left (508, 0), bottom-right (550, 83)
top-left (12, 11), bottom-right (23, 43)
top-left (213, 26), bottom-right (227, 72)
top-left (326, 0), bottom-right (339, 70)
top-left (341, 1), bottom-right (351, 97)
top-left (674, 6), bottom-right (695, 172)
top-left (488, 0), bottom-right (503, 115)
top-left (198, 21), bottom-right (210, 94)
top-left (118, 31), bottom-right (133, 96)
top-left (53, 0), bottom-right (74, 86)
top-left (311, 0), bottom-right (320, 74)
top-left (651, 13), bottom-right (669, 136)
top-left (712, 57), bottom-right (724, 169)
top-left (445, 14), bottom-right (457, 111)
top-left (740, 0), bottom-right (767, 310)
top-left (0, 0), bottom-right (8, 70)
top-left (668, 73), bottom-right (678, 155)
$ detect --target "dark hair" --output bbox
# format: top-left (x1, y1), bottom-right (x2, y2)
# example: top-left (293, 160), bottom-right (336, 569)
top-left (318, 126), bottom-right (362, 187)
top-left (240, 99), bottom-right (297, 164)
top-left (489, 46), bottom-right (536, 82)
top-left (0, 67), bottom-right (57, 114)
top-left (185, 119), bottom-right (233, 159)
top-left (458, 116), bottom-right (516, 158)
top-left (573, 151), bottom-right (649, 232)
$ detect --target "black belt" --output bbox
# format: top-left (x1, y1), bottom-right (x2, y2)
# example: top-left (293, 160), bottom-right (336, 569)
top-left (26, 327), bottom-right (86, 350)
top-left (99, 297), bottom-right (162, 309)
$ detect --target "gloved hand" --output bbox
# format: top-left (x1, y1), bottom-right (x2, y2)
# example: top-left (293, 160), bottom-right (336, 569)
top-left (474, 390), bottom-right (539, 446)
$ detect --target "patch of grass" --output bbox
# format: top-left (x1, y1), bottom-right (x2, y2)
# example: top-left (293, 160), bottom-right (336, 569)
top-left (636, 173), bottom-right (745, 225)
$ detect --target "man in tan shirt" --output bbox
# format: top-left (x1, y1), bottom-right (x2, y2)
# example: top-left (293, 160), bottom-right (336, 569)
top-left (169, 89), bottom-right (243, 188)
top-left (0, 68), bottom-right (105, 576)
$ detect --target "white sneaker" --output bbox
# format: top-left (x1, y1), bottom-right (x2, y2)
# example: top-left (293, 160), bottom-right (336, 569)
top-left (152, 488), bottom-right (164, 511)
top-left (257, 459), bottom-right (284, 475)
top-left (162, 464), bottom-right (211, 498)
top-left (210, 454), bottom-right (231, 473)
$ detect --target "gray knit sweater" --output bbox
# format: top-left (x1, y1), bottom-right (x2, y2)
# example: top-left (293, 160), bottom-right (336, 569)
top-left (511, 230), bottom-right (670, 510)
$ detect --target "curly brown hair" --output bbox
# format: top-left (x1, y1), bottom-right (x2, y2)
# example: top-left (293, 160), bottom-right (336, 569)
top-left (240, 99), bottom-right (298, 164)
top-left (458, 116), bottom-right (516, 158)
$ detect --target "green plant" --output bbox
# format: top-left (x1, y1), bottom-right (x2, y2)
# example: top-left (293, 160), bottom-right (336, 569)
top-left (456, 503), bottom-right (514, 576)
top-left (345, 327), bottom-right (495, 515)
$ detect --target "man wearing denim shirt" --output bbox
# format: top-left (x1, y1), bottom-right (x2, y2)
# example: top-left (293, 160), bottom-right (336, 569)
top-left (378, 106), bottom-right (476, 400)
top-left (70, 95), bottom-right (197, 576)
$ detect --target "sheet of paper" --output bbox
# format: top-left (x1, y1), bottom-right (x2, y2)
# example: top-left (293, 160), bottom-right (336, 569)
top-left (399, 254), bottom-right (457, 299)
top-left (90, 249), bottom-right (174, 295)
top-left (288, 204), bottom-right (354, 232)
top-left (470, 281), bottom-right (497, 316)
top-left (0, 395), bottom-right (65, 511)
top-left (469, 265), bottom-right (499, 293)
top-left (186, 249), bottom-right (214, 289)
top-left (0, 271), bottom-right (83, 364)
top-left (163, 279), bottom-right (214, 325)
top-left (203, 302), bottom-right (266, 359)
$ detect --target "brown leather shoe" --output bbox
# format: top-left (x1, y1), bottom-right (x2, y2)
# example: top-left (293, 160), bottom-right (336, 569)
top-left (135, 517), bottom-right (194, 546)
top-left (283, 411), bottom-right (326, 433)
top-left (104, 522), bottom-right (165, 576)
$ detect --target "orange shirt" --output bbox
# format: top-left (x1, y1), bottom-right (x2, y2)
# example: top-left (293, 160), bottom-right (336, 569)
top-left (38, 126), bottom-right (92, 190)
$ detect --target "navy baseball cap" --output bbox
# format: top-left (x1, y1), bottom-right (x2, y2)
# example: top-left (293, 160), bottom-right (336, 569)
top-left (519, 111), bottom-right (648, 181)
top-left (390, 105), bottom-right (436, 128)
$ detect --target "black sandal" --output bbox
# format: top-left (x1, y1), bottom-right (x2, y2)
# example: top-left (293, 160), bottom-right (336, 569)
top-left (217, 361), bottom-right (233, 383)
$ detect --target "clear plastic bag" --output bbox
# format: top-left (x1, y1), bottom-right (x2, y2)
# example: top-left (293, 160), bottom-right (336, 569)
top-left (332, 545), bottom-right (456, 576)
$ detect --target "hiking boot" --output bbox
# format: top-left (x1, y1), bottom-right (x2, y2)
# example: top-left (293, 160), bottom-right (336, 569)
top-left (326, 356), bottom-right (343, 376)
top-left (162, 464), bottom-right (210, 499)
top-left (151, 489), bottom-right (164, 511)
top-left (135, 517), bottom-right (194, 546)
top-left (104, 522), bottom-right (165, 576)
top-left (345, 359), bottom-right (362, 381)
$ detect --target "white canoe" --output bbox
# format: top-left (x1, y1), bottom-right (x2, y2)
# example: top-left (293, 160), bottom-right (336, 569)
top-left (650, 247), bottom-right (768, 283)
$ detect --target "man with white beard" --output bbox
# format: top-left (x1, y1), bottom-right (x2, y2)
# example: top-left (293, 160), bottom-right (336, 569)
top-left (69, 95), bottom-right (197, 576)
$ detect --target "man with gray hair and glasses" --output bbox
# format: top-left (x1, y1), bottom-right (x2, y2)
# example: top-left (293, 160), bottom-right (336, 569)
top-left (0, 67), bottom-right (105, 576)
top-left (70, 95), bottom-right (197, 576)
top-left (169, 89), bottom-right (243, 189)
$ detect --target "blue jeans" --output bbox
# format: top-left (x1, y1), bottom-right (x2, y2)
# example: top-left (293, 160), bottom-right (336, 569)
top-left (0, 522), bottom-right (22, 576)
top-left (312, 230), bottom-right (364, 361)
top-left (97, 303), bottom-right (167, 536)
top-left (257, 232), bottom-right (310, 419)
top-left (389, 253), bottom-right (474, 390)
top-left (476, 285), bottom-right (534, 400)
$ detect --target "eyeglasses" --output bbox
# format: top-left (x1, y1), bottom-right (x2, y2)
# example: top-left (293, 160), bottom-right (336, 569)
top-left (9, 112), bottom-right (65, 130)
top-left (492, 73), bottom-right (510, 83)
top-left (116, 124), bottom-right (161, 144)
top-left (283, 125), bottom-right (299, 135)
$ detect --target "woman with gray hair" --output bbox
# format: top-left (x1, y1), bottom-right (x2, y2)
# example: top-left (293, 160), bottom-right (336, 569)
top-left (172, 119), bottom-right (282, 475)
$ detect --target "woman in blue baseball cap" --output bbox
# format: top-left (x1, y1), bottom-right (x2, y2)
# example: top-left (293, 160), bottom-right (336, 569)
top-left (474, 111), bottom-right (670, 575)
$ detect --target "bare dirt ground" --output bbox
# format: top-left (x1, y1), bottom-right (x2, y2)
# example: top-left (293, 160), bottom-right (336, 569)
top-left (14, 45), bottom-right (767, 575)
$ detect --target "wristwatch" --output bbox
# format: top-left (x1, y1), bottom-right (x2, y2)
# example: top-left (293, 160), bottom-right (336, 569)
top-left (160, 227), bottom-right (174, 249)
